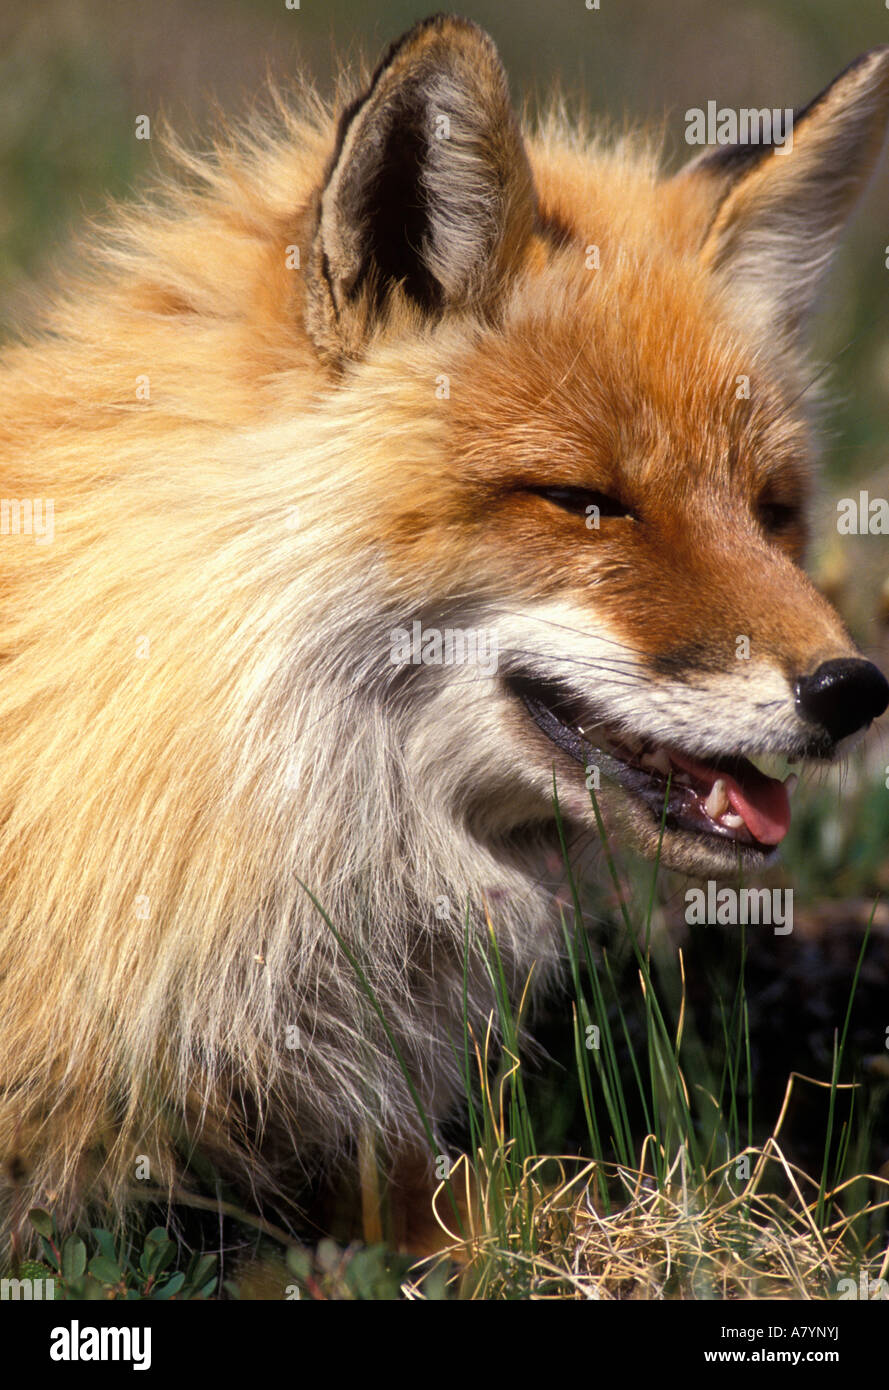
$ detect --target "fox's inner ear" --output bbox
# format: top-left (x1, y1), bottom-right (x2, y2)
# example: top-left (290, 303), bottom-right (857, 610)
top-left (679, 47), bottom-right (889, 352)
top-left (304, 14), bottom-right (536, 360)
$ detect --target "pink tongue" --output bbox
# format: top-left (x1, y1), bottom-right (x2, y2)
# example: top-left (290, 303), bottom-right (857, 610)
top-left (671, 753), bottom-right (792, 846)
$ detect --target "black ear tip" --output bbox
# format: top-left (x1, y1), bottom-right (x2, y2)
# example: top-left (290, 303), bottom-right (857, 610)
top-left (857, 44), bottom-right (889, 68)
top-left (360, 14), bottom-right (498, 118)
top-left (381, 12), bottom-right (493, 57)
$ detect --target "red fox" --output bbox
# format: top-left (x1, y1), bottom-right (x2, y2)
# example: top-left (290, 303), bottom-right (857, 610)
top-left (1, 14), bottom-right (887, 1250)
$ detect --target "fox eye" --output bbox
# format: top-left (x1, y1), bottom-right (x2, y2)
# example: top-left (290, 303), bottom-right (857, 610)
top-left (757, 499), bottom-right (798, 534)
top-left (528, 486), bottom-right (636, 521)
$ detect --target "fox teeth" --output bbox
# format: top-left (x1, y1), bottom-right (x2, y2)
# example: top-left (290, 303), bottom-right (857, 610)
top-left (723, 812), bottom-right (745, 829)
top-left (704, 779), bottom-right (728, 819)
top-left (784, 773), bottom-right (799, 795)
top-left (640, 748), bottom-right (671, 775)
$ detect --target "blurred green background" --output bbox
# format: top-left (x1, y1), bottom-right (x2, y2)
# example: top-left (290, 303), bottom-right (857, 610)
top-left (0, 0), bottom-right (887, 638)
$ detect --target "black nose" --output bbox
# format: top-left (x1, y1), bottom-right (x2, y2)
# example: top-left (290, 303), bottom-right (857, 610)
top-left (795, 658), bottom-right (889, 743)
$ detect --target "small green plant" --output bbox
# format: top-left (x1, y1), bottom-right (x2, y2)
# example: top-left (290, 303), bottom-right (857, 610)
top-left (282, 1239), bottom-right (417, 1301)
top-left (19, 1208), bottom-right (218, 1300)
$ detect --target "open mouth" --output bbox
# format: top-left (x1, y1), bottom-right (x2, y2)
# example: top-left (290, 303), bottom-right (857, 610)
top-left (506, 673), bottom-right (797, 853)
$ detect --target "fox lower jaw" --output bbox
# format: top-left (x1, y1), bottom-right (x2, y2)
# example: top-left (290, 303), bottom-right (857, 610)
top-left (497, 660), bottom-right (878, 877)
top-left (497, 682), bottom-right (782, 877)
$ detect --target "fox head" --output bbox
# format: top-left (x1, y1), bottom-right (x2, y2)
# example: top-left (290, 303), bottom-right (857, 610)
top-left (301, 15), bottom-right (889, 878)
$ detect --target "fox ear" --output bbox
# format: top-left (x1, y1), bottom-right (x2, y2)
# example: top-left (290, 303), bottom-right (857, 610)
top-left (680, 47), bottom-right (889, 352)
top-left (304, 15), bottom-right (536, 360)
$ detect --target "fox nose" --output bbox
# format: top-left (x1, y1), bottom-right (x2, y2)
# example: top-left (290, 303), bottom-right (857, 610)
top-left (795, 658), bottom-right (889, 743)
